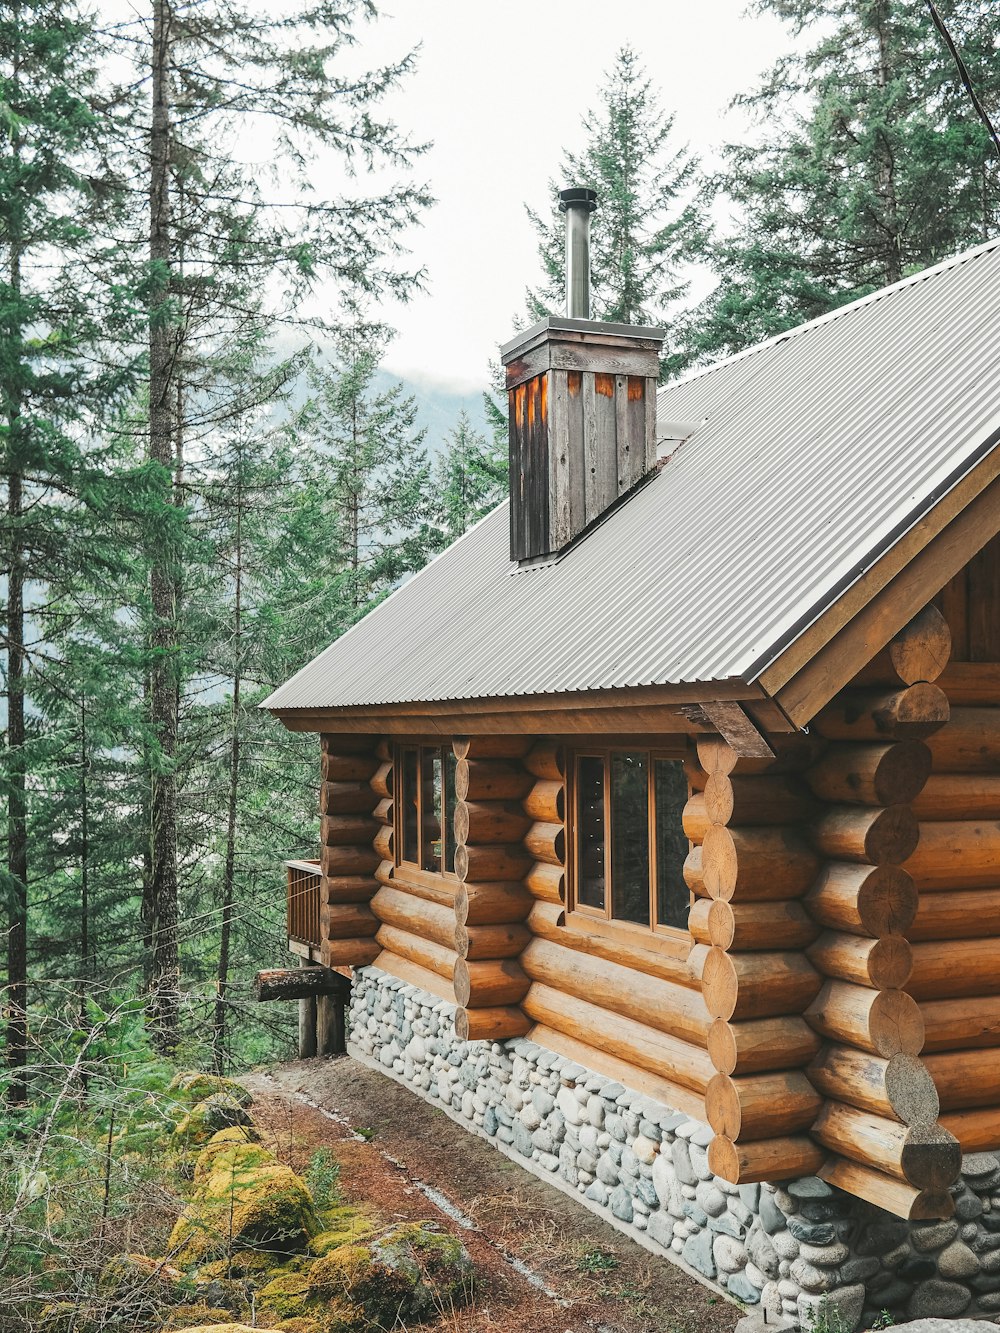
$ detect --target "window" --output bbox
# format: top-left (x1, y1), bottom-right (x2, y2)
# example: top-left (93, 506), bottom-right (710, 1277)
top-left (397, 744), bottom-right (457, 875)
top-left (570, 748), bottom-right (690, 933)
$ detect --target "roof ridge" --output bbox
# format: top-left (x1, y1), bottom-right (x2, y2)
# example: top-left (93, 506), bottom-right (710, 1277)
top-left (661, 236), bottom-right (1000, 398)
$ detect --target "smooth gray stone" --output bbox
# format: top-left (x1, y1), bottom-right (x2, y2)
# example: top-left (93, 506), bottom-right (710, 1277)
top-left (739, 1183), bottom-right (761, 1213)
top-left (787, 1217), bottom-right (835, 1245)
top-left (483, 1106), bottom-right (498, 1136)
top-left (759, 1192), bottom-right (786, 1236)
top-left (911, 1219), bottom-right (959, 1252)
top-left (584, 1180), bottom-right (608, 1206)
top-left (726, 1271), bottom-right (761, 1304)
top-left (609, 1183), bottom-right (633, 1223)
top-left (682, 1227), bottom-right (716, 1280)
top-left (709, 1212), bottom-right (744, 1239)
top-left (937, 1240), bottom-right (980, 1279)
top-left (893, 1321), bottom-right (998, 1332)
top-left (671, 1137), bottom-right (697, 1186)
top-left (787, 1176), bottom-right (833, 1200)
top-left (907, 1280), bottom-right (973, 1320)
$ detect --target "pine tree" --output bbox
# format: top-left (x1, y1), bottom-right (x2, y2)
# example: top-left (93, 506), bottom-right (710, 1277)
top-left (434, 410), bottom-right (507, 540)
top-left (687, 0), bottom-right (1000, 364)
top-left (526, 46), bottom-right (701, 338)
top-left (0, 0), bottom-right (138, 1099)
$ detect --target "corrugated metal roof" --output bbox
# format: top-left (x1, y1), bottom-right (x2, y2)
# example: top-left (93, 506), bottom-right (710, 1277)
top-left (264, 240), bottom-right (1000, 712)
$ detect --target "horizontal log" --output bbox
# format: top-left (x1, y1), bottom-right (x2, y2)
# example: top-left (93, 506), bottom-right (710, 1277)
top-left (325, 903), bottom-right (379, 940)
top-left (818, 1157), bottom-right (953, 1221)
top-left (375, 922), bottom-right (456, 981)
top-left (379, 865), bottom-right (457, 911)
top-left (526, 903), bottom-right (697, 990)
top-left (808, 1046), bottom-right (939, 1126)
top-left (812, 1103), bottom-right (961, 1190)
top-left (454, 1005), bottom-right (530, 1042)
top-left (453, 956), bottom-right (530, 1008)
top-left (811, 804), bottom-right (919, 866)
top-left (921, 995), bottom-right (1000, 1052)
top-left (254, 968), bottom-right (350, 1002)
top-left (853, 604), bottom-right (951, 689)
top-left (524, 741), bottom-right (566, 781)
top-left (689, 827), bottom-right (821, 902)
top-left (454, 843), bottom-right (532, 884)
top-left (455, 881), bottom-right (532, 925)
top-left (523, 779), bottom-right (565, 824)
top-left (454, 921), bottom-right (530, 960)
top-left (320, 844), bottom-right (380, 878)
top-left (321, 781), bottom-right (379, 816)
top-left (370, 762), bottom-right (394, 798)
top-left (923, 1048), bottom-right (1000, 1112)
top-left (321, 733), bottom-right (377, 756)
top-left (455, 758), bottom-right (534, 802)
top-left (374, 738), bottom-right (392, 763)
top-left (913, 773), bottom-right (1000, 821)
top-left (320, 814), bottom-right (379, 847)
top-left (689, 898), bottom-right (818, 952)
top-left (526, 1022), bottom-right (705, 1123)
top-left (522, 982), bottom-right (714, 1095)
top-left (323, 875), bottom-right (378, 905)
top-left (939, 1107), bottom-right (1000, 1153)
top-left (373, 824), bottom-right (394, 861)
top-left (371, 886), bottom-right (456, 952)
top-left (455, 799), bottom-right (531, 846)
top-left (805, 863), bottom-right (917, 938)
top-left (453, 736), bottom-right (531, 760)
top-left (372, 950), bottom-right (456, 1005)
top-left (808, 931), bottom-right (913, 990)
top-left (706, 1070), bottom-right (822, 1140)
top-left (731, 734), bottom-right (827, 776)
top-left (525, 861), bottom-right (565, 903)
top-left (806, 981), bottom-right (925, 1057)
top-left (814, 684), bottom-right (950, 742)
top-left (909, 938), bottom-right (1000, 999)
top-left (683, 781), bottom-right (817, 841)
top-left (524, 821), bottom-right (565, 867)
top-left (927, 707), bottom-right (1000, 772)
top-left (700, 946), bottom-right (822, 1022)
top-left (903, 821), bottom-right (1000, 891)
top-left (708, 1134), bottom-right (826, 1185)
top-left (322, 752), bottom-right (378, 783)
top-left (322, 937), bottom-right (381, 968)
top-left (910, 887), bottom-right (1000, 941)
top-left (806, 741), bottom-right (931, 808)
top-left (520, 936), bottom-right (709, 1044)
top-left (937, 662), bottom-right (1000, 706)
top-left (707, 1015), bottom-right (822, 1076)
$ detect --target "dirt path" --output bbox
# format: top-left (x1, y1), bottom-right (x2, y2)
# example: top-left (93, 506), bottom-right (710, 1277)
top-left (246, 1058), bottom-right (741, 1333)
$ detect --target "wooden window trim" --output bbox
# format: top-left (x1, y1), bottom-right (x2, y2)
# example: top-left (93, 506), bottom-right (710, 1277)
top-left (394, 742), bottom-right (457, 880)
top-left (566, 744), bottom-right (691, 943)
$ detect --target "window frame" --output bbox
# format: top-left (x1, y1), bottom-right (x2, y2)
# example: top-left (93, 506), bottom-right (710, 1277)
top-left (567, 744), bottom-right (692, 941)
top-left (394, 741), bottom-right (457, 880)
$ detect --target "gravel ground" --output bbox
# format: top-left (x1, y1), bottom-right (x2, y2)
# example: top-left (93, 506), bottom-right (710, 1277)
top-left (245, 1057), bottom-right (741, 1333)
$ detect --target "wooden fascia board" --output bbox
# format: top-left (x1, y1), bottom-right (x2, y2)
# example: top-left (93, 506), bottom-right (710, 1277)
top-left (769, 471), bottom-right (1000, 728)
top-left (268, 679), bottom-right (769, 737)
top-left (757, 440), bottom-right (1000, 709)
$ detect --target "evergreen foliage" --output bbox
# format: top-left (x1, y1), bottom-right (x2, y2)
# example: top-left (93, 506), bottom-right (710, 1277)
top-left (433, 410), bottom-right (507, 540)
top-left (686, 0), bottom-right (1000, 364)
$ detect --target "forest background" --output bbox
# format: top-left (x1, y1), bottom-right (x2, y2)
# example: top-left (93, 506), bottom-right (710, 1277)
top-left (1, 0), bottom-right (999, 1320)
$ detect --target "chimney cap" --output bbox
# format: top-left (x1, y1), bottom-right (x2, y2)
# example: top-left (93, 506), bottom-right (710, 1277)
top-left (559, 187), bottom-right (598, 214)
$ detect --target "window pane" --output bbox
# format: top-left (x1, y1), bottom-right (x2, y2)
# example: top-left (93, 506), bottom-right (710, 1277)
top-left (576, 756), bottom-right (606, 910)
top-left (401, 749), bottom-right (418, 863)
top-left (611, 751), bottom-right (650, 925)
top-left (655, 758), bottom-right (690, 931)
top-left (421, 749), bottom-right (442, 872)
top-left (444, 749), bottom-right (458, 874)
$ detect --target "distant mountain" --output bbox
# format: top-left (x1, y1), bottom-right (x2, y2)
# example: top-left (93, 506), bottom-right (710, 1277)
top-left (373, 370), bottom-right (493, 453)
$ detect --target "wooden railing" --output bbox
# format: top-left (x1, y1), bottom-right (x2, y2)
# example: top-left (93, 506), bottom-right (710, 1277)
top-left (286, 859), bottom-right (322, 949)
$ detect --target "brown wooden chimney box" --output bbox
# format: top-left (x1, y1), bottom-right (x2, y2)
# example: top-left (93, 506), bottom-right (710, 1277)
top-left (500, 316), bottom-right (665, 563)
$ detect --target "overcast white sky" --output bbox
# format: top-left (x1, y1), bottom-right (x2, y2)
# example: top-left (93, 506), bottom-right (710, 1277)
top-left (350, 1), bottom-right (789, 391)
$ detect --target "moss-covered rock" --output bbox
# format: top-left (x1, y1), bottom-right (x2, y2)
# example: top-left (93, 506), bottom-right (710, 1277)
top-left (163, 1326), bottom-right (281, 1333)
top-left (99, 1253), bottom-right (191, 1302)
top-left (168, 1071), bottom-right (253, 1108)
top-left (174, 1093), bottom-right (254, 1146)
top-left (194, 1128), bottom-right (269, 1186)
top-left (165, 1304), bottom-right (234, 1327)
top-left (307, 1224), bottom-right (473, 1328)
top-left (257, 1271), bottom-right (312, 1320)
top-left (309, 1204), bottom-right (378, 1255)
top-left (168, 1145), bottom-right (319, 1264)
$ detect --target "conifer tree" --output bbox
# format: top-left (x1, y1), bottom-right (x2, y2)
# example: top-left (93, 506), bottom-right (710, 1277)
top-left (687, 0), bottom-right (1000, 363)
top-left (527, 46), bottom-right (701, 338)
top-left (433, 410), bottom-right (507, 540)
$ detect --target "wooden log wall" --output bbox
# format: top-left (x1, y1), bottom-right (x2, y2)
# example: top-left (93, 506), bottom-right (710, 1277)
top-left (450, 736), bottom-right (533, 1039)
top-left (806, 605), bottom-right (962, 1219)
top-left (318, 733), bottom-right (381, 970)
top-left (686, 735), bottom-right (827, 1185)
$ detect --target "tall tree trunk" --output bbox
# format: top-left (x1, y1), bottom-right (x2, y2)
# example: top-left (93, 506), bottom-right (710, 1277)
top-left (145, 0), bottom-right (180, 1052)
top-left (873, 4), bottom-right (903, 285)
top-left (213, 469), bottom-right (242, 1074)
top-left (79, 699), bottom-right (90, 1098)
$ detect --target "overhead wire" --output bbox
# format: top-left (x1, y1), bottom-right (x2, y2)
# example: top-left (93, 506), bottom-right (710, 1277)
top-left (925, 0), bottom-right (1000, 161)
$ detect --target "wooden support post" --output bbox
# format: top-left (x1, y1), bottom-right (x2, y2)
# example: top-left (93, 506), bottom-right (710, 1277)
top-left (316, 992), bottom-right (346, 1057)
top-left (299, 995), bottom-right (317, 1059)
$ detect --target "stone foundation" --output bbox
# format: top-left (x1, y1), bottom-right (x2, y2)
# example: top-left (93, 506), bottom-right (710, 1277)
top-left (349, 966), bottom-right (1000, 1329)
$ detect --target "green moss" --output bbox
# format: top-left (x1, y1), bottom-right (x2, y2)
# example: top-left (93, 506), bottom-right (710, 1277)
top-left (309, 1204), bottom-right (378, 1255)
top-left (99, 1253), bottom-right (190, 1303)
top-left (174, 1093), bottom-right (254, 1146)
top-left (168, 1071), bottom-right (254, 1107)
top-left (257, 1271), bottom-right (311, 1319)
top-left (163, 1325), bottom-right (282, 1333)
top-left (168, 1150), bottom-right (319, 1265)
top-left (306, 1243), bottom-right (414, 1330)
top-left (194, 1131), bottom-right (270, 1186)
top-left (166, 1304), bottom-right (234, 1327)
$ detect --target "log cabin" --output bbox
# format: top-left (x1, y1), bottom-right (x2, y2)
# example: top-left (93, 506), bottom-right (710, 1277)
top-left (263, 201), bottom-right (1000, 1327)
